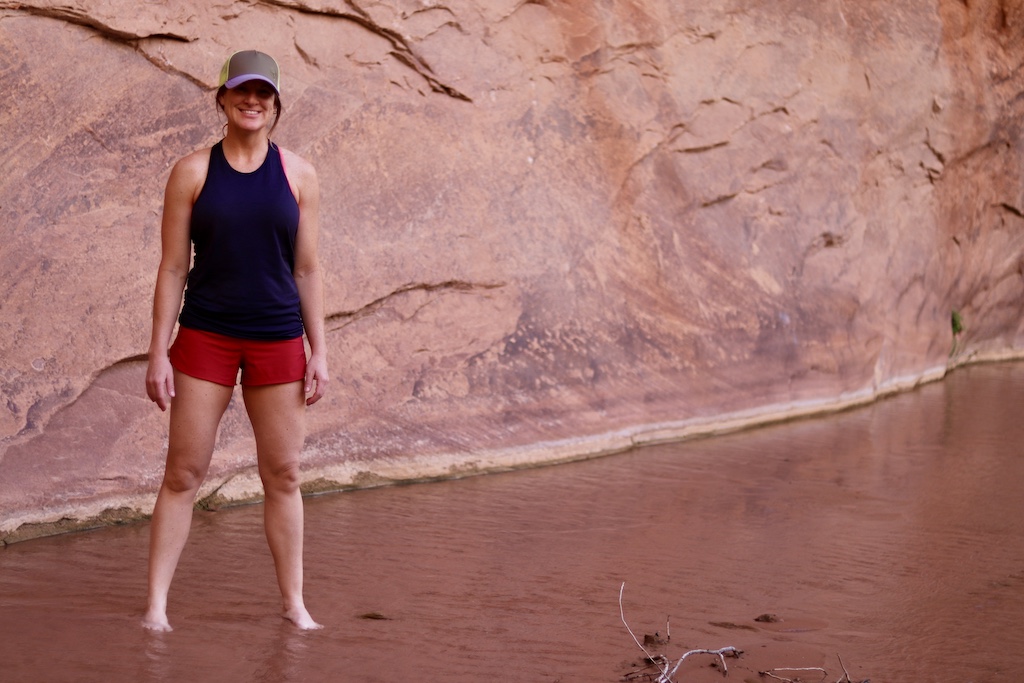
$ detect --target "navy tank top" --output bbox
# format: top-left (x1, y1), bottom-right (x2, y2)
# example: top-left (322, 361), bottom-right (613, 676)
top-left (178, 141), bottom-right (303, 340)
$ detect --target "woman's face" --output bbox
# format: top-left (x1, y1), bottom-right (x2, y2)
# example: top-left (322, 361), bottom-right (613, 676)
top-left (219, 80), bottom-right (279, 133)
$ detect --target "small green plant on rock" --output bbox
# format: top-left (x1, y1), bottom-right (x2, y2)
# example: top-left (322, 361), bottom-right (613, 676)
top-left (950, 309), bottom-right (964, 357)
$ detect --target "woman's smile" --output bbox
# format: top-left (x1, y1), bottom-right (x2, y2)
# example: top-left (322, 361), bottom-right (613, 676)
top-left (221, 80), bottom-right (278, 130)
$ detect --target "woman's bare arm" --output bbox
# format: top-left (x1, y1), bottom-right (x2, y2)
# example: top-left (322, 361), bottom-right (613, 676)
top-left (146, 151), bottom-right (207, 411)
top-left (284, 148), bottom-right (329, 406)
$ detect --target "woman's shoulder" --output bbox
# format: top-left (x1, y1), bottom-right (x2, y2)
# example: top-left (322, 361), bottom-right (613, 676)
top-left (276, 145), bottom-right (318, 204)
top-left (166, 146), bottom-right (215, 187)
top-left (173, 146), bottom-right (214, 175)
top-left (164, 146), bottom-right (214, 200)
top-left (276, 146), bottom-right (317, 181)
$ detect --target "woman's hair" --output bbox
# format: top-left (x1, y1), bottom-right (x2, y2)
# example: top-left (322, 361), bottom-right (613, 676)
top-left (216, 85), bottom-right (284, 136)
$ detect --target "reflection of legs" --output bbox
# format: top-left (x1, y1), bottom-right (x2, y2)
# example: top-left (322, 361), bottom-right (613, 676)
top-left (243, 380), bottom-right (321, 630)
top-left (143, 372), bottom-right (233, 631)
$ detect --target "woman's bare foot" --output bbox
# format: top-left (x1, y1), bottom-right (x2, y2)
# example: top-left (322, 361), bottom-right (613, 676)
top-left (283, 604), bottom-right (323, 630)
top-left (142, 608), bottom-right (173, 632)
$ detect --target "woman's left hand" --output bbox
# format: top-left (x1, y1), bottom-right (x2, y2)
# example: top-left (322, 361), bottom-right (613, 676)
top-left (304, 352), bottom-right (329, 406)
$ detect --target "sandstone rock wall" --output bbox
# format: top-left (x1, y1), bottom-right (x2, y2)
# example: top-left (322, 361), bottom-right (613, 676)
top-left (2, 0), bottom-right (1022, 542)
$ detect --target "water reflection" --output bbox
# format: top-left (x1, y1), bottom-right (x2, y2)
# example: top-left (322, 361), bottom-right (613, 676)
top-left (142, 633), bottom-right (171, 682)
top-left (250, 626), bottom-right (313, 683)
top-left (1, 362), bottom-right (1023, 682)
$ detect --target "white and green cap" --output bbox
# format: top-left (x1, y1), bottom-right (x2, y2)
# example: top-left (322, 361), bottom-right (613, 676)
top-left (218, 50), bottom-right (280, 94)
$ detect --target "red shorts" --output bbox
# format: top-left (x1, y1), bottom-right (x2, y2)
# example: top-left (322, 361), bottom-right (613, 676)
top-left (169, 326), bottom-right (306, 387)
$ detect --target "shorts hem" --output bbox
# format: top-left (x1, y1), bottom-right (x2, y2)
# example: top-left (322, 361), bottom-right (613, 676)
top-left (240, 374), bottom-right (304, 388)
top-left (169, 359), bottom-right (238, 387)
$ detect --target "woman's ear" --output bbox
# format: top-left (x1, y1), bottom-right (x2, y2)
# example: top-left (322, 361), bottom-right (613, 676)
top-left (215, 85), bottom-right (228, 115)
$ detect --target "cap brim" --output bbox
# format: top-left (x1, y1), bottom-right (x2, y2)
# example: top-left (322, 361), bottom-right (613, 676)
top-left (224, 74), bottom-right (279, 94)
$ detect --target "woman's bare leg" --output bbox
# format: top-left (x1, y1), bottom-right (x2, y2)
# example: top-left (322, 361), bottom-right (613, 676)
top-left (143, 371), bottom-right (233, 631)
top-left (242, 380), bottom-right (322, 630)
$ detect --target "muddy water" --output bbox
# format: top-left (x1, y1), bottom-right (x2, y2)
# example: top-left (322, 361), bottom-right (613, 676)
top-left (2, 362), bottom-right (1024, 682)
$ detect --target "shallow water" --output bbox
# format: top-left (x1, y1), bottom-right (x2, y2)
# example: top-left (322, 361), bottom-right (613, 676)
top-left (2, 362), bottom-right (1024, 682)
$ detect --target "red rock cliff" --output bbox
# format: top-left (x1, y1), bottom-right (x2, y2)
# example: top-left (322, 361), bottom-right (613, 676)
top-left (1, 0), bottom-right (1022, 541)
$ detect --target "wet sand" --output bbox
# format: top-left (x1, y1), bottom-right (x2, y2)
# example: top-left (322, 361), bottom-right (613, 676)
top-left (2, 361), bottom-right (1023, 682)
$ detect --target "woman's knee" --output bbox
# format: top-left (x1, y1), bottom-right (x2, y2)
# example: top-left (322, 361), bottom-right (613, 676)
top-left (161, 462), bottom-right (207, 494)
top-left (260, 459), bottom-right (302, 493)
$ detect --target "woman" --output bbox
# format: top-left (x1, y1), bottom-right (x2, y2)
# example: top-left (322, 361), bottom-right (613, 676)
top-left (143, 50), bottom-right (327, 632)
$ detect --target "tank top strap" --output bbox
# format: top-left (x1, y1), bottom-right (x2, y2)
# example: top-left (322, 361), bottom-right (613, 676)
top-left (274, 142), bottom-right (288, 177)
top-left (209, 140), bottom-right (228, 172)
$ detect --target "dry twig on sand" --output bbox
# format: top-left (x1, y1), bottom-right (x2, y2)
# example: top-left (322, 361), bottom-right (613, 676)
top-left (759, 652), bottom-right (864, 683)
top-left (837, 653), bottom-right (853, 682)
top-left (619, 582), bottom-right (740, 683)
top-left (759, 666), bottom-right (828, 682)
top-left (619, 584), bottom-right (868, 683)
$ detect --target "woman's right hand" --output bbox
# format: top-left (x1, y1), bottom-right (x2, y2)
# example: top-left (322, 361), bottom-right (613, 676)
top-left (146, 354), bottom-right (176, 412)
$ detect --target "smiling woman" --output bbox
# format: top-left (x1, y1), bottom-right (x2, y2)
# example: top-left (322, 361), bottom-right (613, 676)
top-left (143, 49), bottom-right (328, 632)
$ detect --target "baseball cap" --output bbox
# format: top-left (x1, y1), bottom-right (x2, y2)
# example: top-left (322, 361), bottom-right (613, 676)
top-left (218, 50), bottom-right (280, 94)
